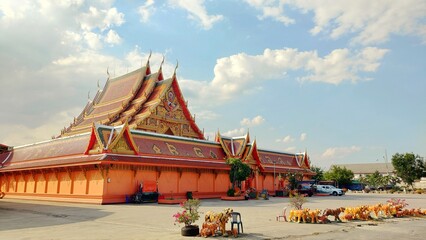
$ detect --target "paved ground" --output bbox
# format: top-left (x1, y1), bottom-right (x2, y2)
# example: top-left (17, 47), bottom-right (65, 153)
top-left (1, 192), bottom-right (425, 240)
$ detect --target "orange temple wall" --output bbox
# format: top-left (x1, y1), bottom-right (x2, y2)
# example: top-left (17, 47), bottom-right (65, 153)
top-left (1, 165), bottom-right (241, 204)
top-left (0, 164), bottom-right (296, 204)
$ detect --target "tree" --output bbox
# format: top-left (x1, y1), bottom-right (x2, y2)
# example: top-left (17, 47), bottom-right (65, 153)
top-left (310, 165), bottom-right (324, 183)
top-left (287, 172), bottom-right (303, 190)
top-left (391, 153), bottom-right (425, 188)
top-left (361, 171), bottom-right (385, 189)
top-left (226, 158), bottom-right (251, 189)
top-left (324, 166), bottom-right (354, 188)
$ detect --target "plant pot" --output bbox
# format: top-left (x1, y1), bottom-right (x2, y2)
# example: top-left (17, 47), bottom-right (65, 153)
top-left (181, 225), bottom-right (199, 236)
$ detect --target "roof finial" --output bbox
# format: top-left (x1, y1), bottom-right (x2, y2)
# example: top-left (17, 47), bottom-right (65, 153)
top-left (157, 54), bottom-right (165, 81)
top-left (87, 91), bottom-right (91, 102)
top-left (107, 67), bottom-right (110, 79)
top-left (160, 54), bottom-right (165, 69)
top-left (145, 50), bottom-right (152, 67)
top-left (172, 60), bottom-right (179, 79)
top-left (97, 80), bottom-right (101, 91)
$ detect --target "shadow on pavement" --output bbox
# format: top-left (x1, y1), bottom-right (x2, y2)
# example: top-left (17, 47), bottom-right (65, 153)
top-left (0, 200), bottom-right (111, 231)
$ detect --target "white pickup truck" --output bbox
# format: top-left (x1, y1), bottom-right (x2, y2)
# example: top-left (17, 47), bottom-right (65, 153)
top-left (314, 185), bottom-right (344, 196)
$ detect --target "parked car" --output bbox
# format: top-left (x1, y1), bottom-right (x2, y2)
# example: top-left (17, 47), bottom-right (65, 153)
top-left (314, 185), bottom-right (344, 196)
top-left (296, 184), bottom-right (314, 197)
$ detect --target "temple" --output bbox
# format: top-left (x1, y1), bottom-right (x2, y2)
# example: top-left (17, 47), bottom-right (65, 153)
top-left (0, 56), bottom-right (314, 204)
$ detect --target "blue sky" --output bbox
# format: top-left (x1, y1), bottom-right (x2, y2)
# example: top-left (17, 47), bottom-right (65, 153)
top-left (0, 0), bottom-right (425, 169)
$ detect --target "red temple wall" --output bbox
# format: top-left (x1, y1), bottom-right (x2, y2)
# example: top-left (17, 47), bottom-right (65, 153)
top-left (257, 174), bottom-right (264, 190)
top-left (263, 174), bottom-right (273, 190)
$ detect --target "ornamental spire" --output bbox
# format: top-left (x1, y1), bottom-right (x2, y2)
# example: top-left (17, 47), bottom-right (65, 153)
top-left (145, 50), bottom-right (152, 75)
top-left (172, 60), bottom-right (179, 80)
top-left (107, 67), bottom-right (110, 79)
top-left (158, 54), bottom-right (165, 81)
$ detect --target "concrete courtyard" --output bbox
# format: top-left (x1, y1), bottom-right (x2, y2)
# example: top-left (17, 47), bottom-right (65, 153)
top-left (1, 192), bottom-right (425, 239)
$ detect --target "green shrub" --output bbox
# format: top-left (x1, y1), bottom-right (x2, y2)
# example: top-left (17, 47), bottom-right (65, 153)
top-left (227, 188), bottom-right (235, 197)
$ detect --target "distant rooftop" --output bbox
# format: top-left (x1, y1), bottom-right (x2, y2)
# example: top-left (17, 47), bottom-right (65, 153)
top-left (332, 163), bottom-right (394, 174)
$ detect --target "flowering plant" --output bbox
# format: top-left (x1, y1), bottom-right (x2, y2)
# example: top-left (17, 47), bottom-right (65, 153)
top-left (387, 198), bottom-right (408, 208)
top-left (173, 199), bottom-right (200, 226)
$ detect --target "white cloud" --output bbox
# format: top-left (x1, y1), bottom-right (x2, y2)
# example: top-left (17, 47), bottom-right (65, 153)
top-left (240, 115), bottom-right (265, 127)
top-left (300, 133), bottom-right (307, 141)
top-left (79, 6), bottom-right (125, 32)
top-left (0, 108), bottom-right (81, 146)
top-left (138, 0), bottom-right (156, 23)
top-left (105, 29), bottom-right (122, 45)
top-left (0, 37), bottom-right (172, 146)
top-left (169, 0), bottom-right (223, 30)
top-left (180, 47), bottom-right (388, 104)
top-left (193, 110), bottom-right (219, 120)
top-left (244, 0), bottom-right (426, 45)
top-left (284, 146), bottom-right (296, 152)
top-left (0, 0), bottom-right (33, 23)
top-left (276, 135), bottom-right (294, 143)
top-left (321, 146), bottom-right (361, 159)
top-left (245, 0), bottom-right (294, 25)
top-left (222, 128), bottom-right (247, 137)
top-left (84, 31), bottom-right (103, 50)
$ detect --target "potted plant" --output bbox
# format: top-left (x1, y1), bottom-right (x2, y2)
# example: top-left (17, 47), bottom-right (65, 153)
top-left (173, 199), bottom-right (201, 236)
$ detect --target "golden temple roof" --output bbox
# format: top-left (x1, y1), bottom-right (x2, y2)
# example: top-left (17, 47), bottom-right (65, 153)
top-left (60, 57), bottom-right (204, 140)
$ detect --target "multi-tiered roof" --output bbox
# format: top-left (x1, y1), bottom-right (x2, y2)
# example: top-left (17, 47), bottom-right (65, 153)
top-left (62, 57), bottom-right (204, 140)
top-left (0, 57), bottom-right (312, 176)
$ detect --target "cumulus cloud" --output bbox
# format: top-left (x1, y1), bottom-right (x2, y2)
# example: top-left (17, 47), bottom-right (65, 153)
top-left (138, 0), bottom-right (156, 23)
top-left (169, 0), bottom-right (223, 30)
top-left (105, 29), bottom-right (122, 45)
top-left (222, 128), bottom-right (247, 137)
top-left (244, 0), bottom-right (426, 45)
top-left (300, 133), bottom-right (307, 141)
top-left (193, 110), bottom-right (219, 121)
top-left (245, 0), bottom-right (294, 25)
top-left (180, 47), bottom-right (388, 103)
top-left (84, 31), bottom-right (103, 50)
top-left (284, 146), bottom-right (296, 152)
top-left (321, 146), bottom-right (361, 159)
top-left (0, 0), bottom-right (170, 145)
top-left (276, 135), bottom-right (294, 143)
top-left (240, 115), bottom-right (265, 127)
top-left (0, 109), bottom-right (81, 146)
top-left (79, 6), bottom-right (125, 32)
